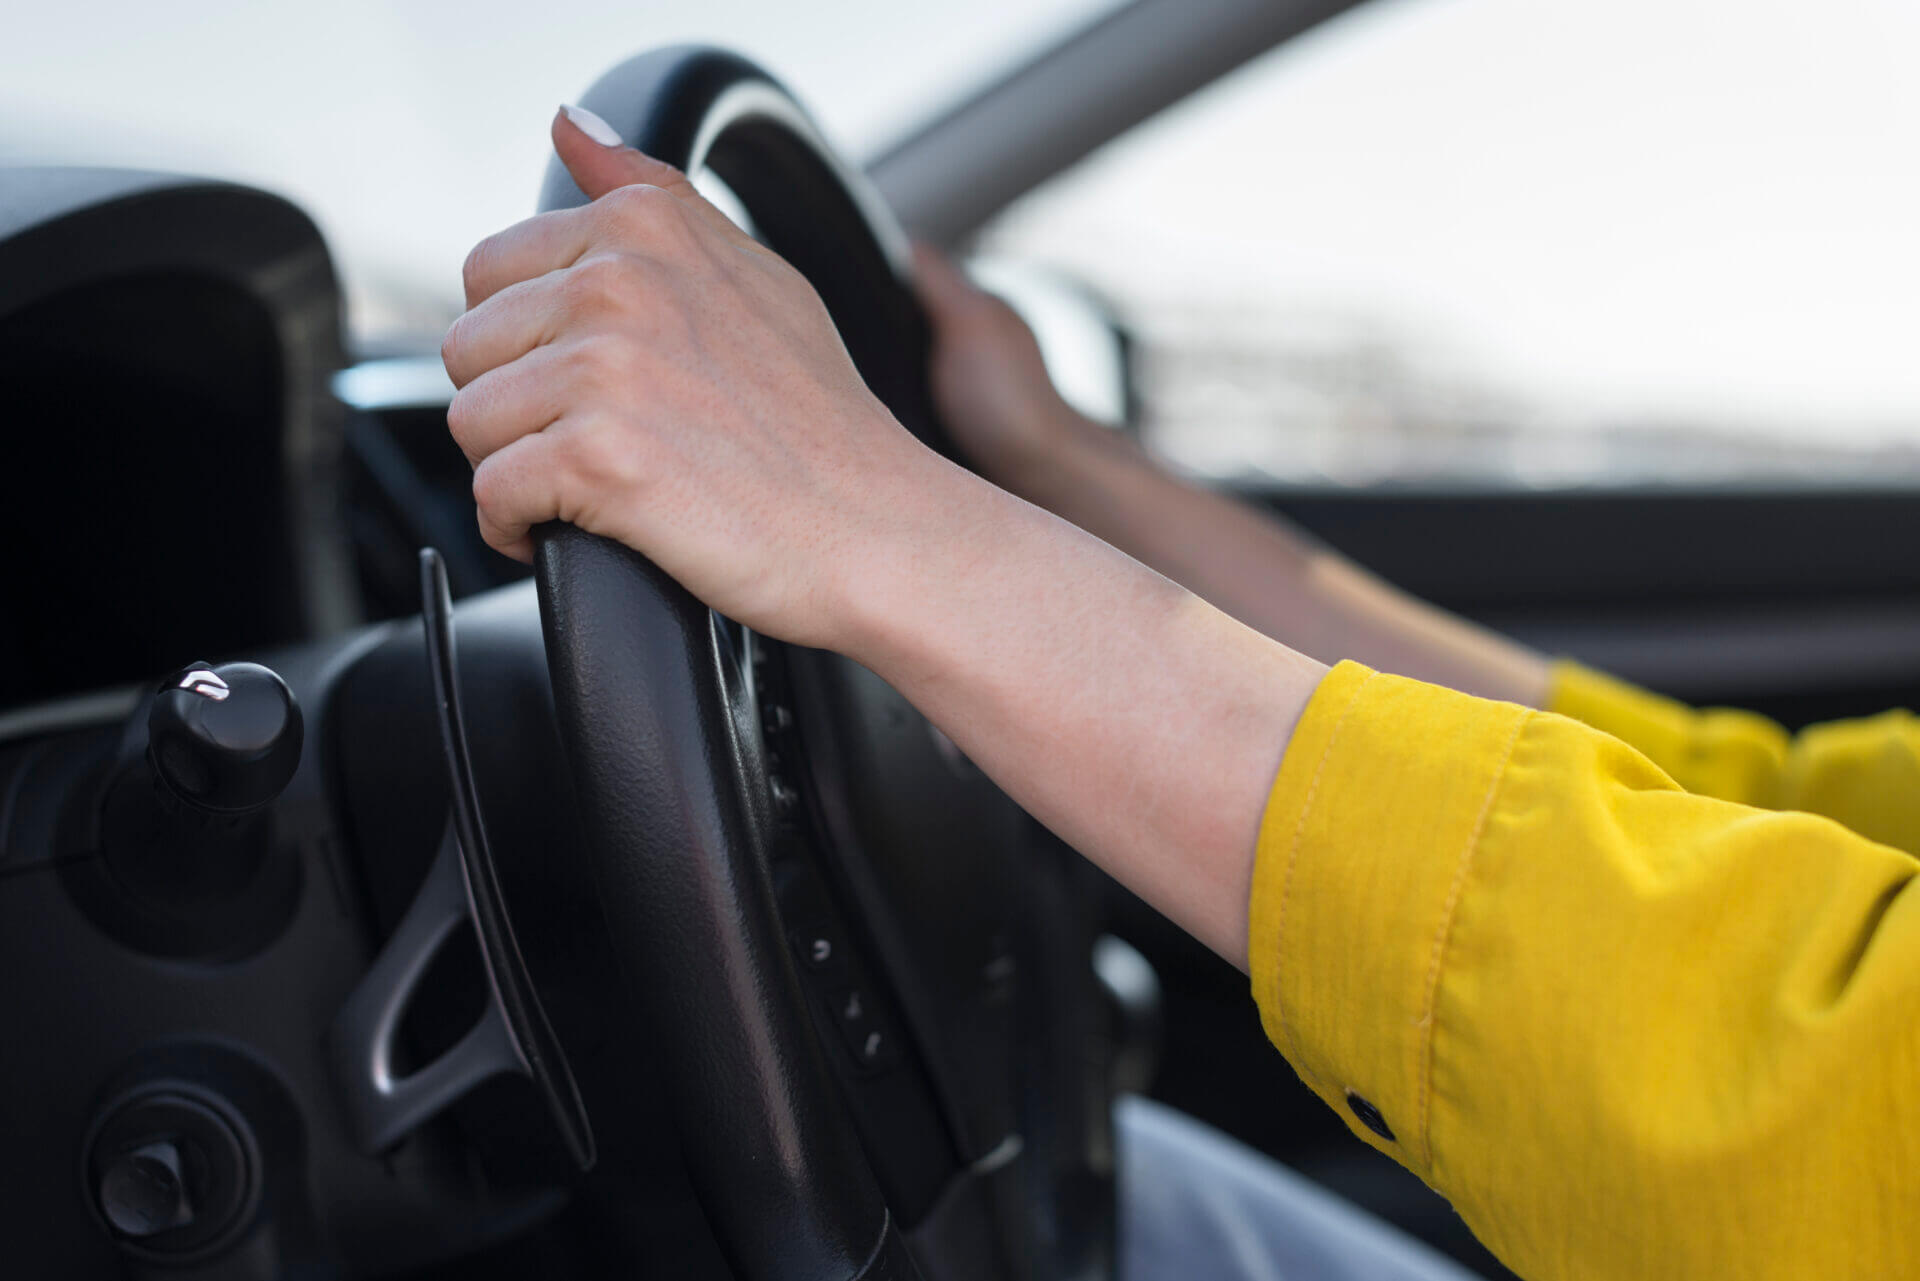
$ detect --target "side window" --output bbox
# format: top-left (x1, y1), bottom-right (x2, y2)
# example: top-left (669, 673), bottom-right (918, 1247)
top-left (978, 0), bottom-right (1920, 487)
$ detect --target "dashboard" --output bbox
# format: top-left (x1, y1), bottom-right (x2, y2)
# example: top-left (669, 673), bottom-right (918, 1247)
top-left (0, 170), bottom-right (354, 712)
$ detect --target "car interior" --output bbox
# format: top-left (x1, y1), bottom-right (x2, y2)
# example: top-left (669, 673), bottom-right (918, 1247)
top-left (2, 2), bottom-right (1914, 1278)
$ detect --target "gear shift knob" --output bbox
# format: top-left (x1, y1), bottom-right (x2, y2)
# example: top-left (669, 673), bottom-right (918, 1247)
top-left (148, 662), bottom-right (303, 815)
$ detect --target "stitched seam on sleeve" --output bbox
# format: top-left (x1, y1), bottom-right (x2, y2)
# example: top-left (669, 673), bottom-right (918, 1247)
top-left (1270, 670), bottom-right (1379, 1068)
top-left (1413, 708), bottom-right (1530, 1168)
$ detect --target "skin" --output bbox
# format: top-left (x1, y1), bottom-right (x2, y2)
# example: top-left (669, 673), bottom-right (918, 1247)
top-left (912, 246), bottom-right (1552, 708)
top-left (443, 108), bottom-right (1532, 967)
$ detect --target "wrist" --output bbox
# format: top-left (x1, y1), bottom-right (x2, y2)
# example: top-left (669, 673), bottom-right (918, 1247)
top-left (827, 441), bottom-right (1002, 670)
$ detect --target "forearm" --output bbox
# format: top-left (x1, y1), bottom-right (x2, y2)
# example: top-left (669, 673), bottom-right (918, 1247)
top-left (843, 454), bottom-right (1325, 965)
top-left (1013, 414), bottom-right (1550, 706)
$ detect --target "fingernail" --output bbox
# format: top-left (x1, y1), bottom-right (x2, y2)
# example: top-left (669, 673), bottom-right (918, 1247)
top-left (561, 104), bottom-right (623, 148)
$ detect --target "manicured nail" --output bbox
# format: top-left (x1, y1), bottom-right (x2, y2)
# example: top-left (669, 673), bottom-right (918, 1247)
top-left (561, 104), bottom-right (623, 147)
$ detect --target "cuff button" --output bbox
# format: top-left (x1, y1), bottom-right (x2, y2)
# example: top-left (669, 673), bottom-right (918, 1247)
top-left (1346, 1090), bottom-right (1396, 1142)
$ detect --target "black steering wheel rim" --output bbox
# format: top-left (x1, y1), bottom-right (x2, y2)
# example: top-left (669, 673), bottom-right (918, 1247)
top-left (531, 47), bottom-right (942, 1281)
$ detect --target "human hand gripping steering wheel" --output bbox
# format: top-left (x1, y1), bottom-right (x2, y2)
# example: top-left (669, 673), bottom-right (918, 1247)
top-left (444, 45), bottom-right (1321, 1281)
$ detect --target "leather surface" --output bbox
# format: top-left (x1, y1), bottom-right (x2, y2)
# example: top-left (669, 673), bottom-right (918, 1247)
top-left (857, 1215), bottom-right (926, 1280)
top-left (535, 526), bottom-right (891, 1281)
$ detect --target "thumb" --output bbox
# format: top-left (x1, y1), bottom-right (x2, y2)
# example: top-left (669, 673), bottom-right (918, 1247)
top-left (552, 104), bottom-right (699, 202)
top-left (912, 242), bottom-right (986, 329)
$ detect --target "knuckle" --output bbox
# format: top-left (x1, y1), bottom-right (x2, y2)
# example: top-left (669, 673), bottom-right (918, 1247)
top-left (563, 253), bottom-right (638, 316)
top-left (444, 389), bottom-right (476, 445)
top-left (473, 503), bottom-right (517, 554)
top-left (470, 463), bottom-right (500, 514)
top-left (566, 333), bottom-right (630, 389)
top-left (603, 181), bottom-right (664, 220)
top-left (565, 426), bottom-right (616, 484)
top-left (460, 237), bottom-right (498, 302)
top-left (471, 455), bottom-right (513, 516)
top-left (602, 183), bottom-right (688, 240)
top-left (440, 312), bottom-right (472, 369)
top-left (567, 422), bottom-right (642, 492)
top-left (636, 156), bottom-right (692, 190)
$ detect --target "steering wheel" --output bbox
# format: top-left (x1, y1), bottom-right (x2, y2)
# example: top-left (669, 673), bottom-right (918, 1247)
top-left (531, 48), bottom-right (1055, 1281)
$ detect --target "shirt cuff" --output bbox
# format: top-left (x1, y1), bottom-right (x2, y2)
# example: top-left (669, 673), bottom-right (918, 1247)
top-left (1247, 660), bottom-right (1531, 1174)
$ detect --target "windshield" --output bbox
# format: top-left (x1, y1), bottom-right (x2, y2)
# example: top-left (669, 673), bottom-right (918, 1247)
top-left (3, 0), bottom-right (1114, 349)
top-left (984, 0), bottom-right (1920, 486)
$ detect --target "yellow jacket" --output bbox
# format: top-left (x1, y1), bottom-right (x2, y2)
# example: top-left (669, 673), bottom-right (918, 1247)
top-left (1249, 661), bottom-right (1920, 1281)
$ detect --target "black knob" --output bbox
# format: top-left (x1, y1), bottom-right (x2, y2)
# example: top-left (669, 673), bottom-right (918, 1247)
top-left (97, 1139), bottom-right (196, 1238)
top-left (148, 662), bottom-right (303, 815)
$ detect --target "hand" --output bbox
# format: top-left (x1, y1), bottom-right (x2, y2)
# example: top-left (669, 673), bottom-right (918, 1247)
top-left (440, 106), bottom-right (950, 652)
top-left (444, 114), bottom-right (1322, 973)
top-left (914, 245), bottom-right (1091, 494)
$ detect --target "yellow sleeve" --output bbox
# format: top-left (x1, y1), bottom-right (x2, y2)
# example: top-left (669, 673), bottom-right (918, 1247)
top-left (1249, 661), bottom-right (1920, 1281)
top-left (1550, 660), bottom-right (1920, 856)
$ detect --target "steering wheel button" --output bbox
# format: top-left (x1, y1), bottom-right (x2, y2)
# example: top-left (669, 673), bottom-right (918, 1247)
top-left (829, 984), bottom-right (870, 1033)
top-left (857, 1029), bottom-right (889, 1066)
top-left (791, 928), bottom-right (845, 973)
top-left (844, 1018), bottom-right (900, 1072)
top-left (769, 776), bottom-right (800, 812)
top-left (828, 984), bottom-right (900, 1072)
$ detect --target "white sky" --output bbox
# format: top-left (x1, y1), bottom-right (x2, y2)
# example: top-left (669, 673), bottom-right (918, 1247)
top-left (4, 0), bottom-right (1918, 433)
top-left (993, 0), bottom-right (1920, 432)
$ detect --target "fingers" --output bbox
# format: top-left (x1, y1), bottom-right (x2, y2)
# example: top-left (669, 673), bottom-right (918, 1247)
top-left (461, 105), bottom-right (755, 309)
top-left (460, 182), bottom-right (737, 312)
top-left (447, 250), bottom-right (652, 390)
top-left (445, 342), bottom-right (574, 466)
top-left (448, 104), bottom-right (792, 569)
top-left (911, 242), bottom-right (974, 314)
top-left (471, 432), bottom-right (563, 564)
top-left (442, 271), bottom-right (565, 388)
top-left (461, 155), bottom-right (697, 307)
top-left (913, 241), bottom-right (1038, 363)
top-left (552, 106), bottom-right (756, 246)
top-left (552, 105), bottom-right (699, 202)
top-left (462, 206), bottom-right (599, 308)
top-left (911, 241), bottom-right (1005, 335)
